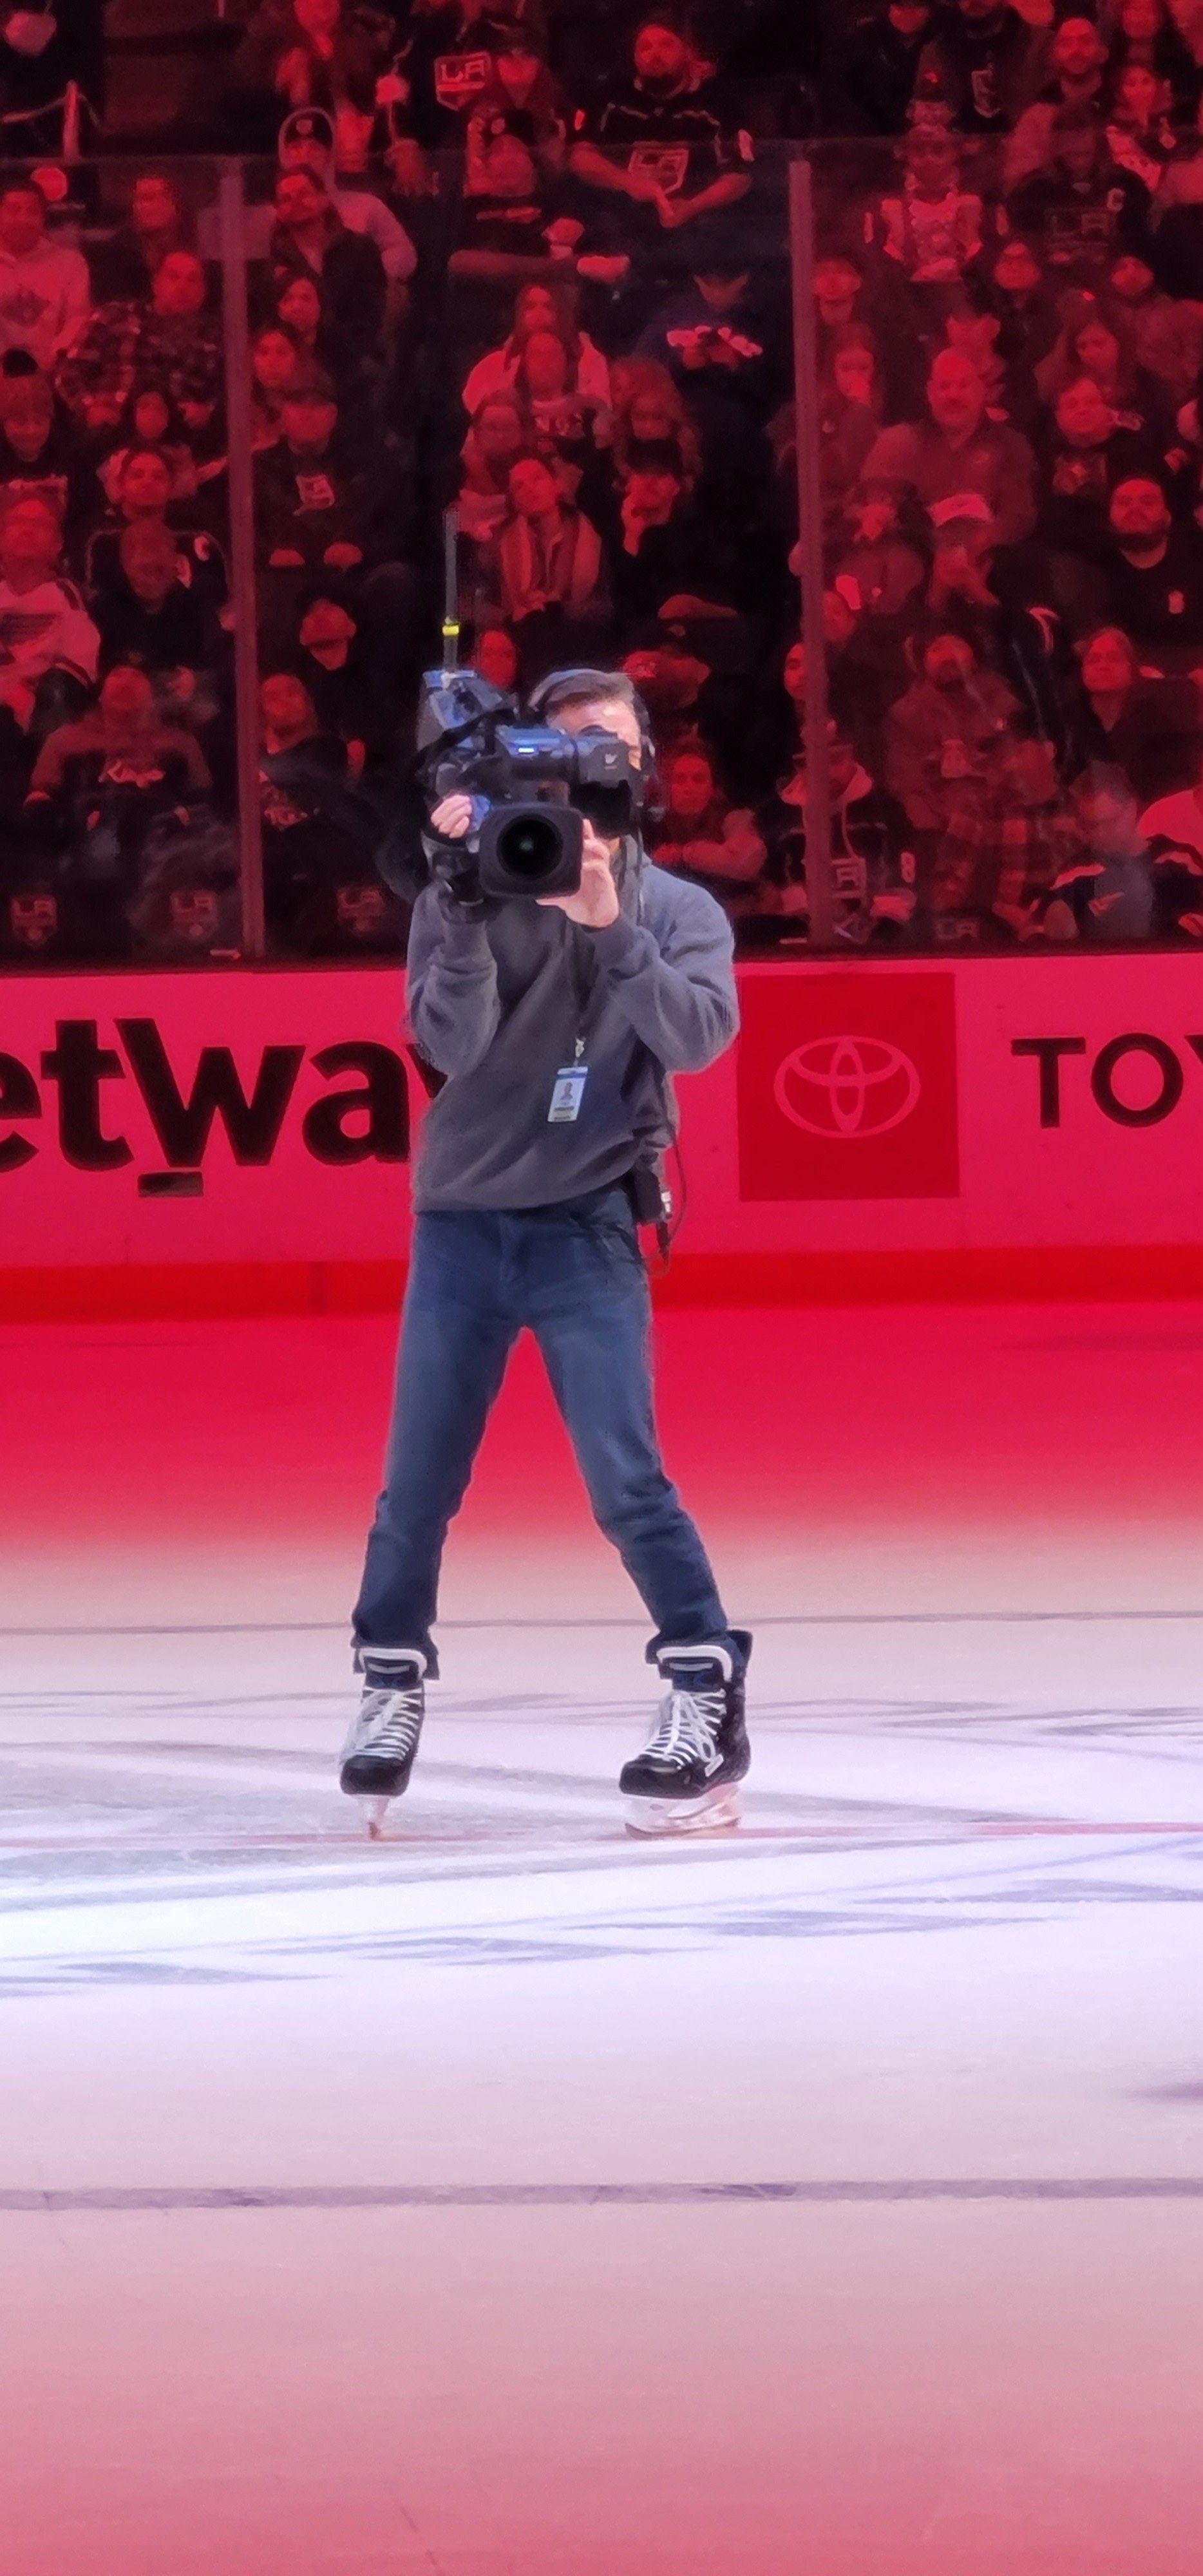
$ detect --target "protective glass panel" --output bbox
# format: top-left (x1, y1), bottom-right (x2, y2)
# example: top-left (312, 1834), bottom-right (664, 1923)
top-left (800, 132), bottom-right (1203, 958)
top-left (0, 151), bottom-right (240, 971)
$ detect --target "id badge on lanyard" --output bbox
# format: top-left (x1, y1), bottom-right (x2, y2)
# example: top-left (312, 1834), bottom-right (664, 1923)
top-left (548, 1034), bottom-right (587, 1123)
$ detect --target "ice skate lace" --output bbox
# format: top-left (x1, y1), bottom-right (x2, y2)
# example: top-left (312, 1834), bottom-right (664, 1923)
top-left (357, 1682), bottom-right (424, 1757)
top-left (644, 1685), bottom-right (725, 1768)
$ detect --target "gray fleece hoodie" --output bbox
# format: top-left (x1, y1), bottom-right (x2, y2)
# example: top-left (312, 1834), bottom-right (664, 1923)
top-left (406, 840), bottom-right (738, 1209)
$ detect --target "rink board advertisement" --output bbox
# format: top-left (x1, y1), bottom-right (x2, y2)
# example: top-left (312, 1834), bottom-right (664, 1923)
top-left (1, 954), bottom-right (1203, 1272)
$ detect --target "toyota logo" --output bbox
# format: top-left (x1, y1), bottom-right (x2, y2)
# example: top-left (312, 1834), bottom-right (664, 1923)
top-left (773, 1034), bottom-right (922, 1139)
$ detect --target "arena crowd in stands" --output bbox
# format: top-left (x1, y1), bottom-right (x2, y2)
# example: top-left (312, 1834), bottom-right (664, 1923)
top-left (3, 0), bottom-right (1203, 962)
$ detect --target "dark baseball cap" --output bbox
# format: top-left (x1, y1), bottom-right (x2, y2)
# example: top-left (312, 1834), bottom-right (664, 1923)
top-left (279, 107), bottom-right (336, 154)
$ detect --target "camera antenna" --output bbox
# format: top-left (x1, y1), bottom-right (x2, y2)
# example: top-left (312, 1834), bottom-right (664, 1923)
top-left (441, 509), bottom-right (460, 673)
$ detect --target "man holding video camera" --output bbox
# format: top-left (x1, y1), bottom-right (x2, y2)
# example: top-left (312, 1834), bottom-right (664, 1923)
top-left (342, 665), bottom-right (751, 1837)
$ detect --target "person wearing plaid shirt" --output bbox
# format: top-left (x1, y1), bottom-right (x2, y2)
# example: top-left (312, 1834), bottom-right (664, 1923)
top-left (931, 733), bottom-right (1072, 940)
top-left (55, 252), bottom-right (223, 435)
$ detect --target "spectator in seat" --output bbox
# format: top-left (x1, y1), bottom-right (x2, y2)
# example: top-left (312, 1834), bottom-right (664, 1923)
top-left (816, 332), bottom-right (886, 520)
top-left (1155, 91), bottom-right (1203, 204)
top-left (1066, 621), bottom-right (1203, 800)
top-left (611, 443), bottom-right (740, 627)
top-left (752, 716), bottom-right (918, 948)
top-left (58, 251), bottom-right (223, 442)
top-left (460, 280), bottom-right (611, 415)
top-left (1104, 62), bottom-right (1181, 196)
top-left (269, 167), bottom-right (387, 383)
top-left (386, 0), bottom-right (548, 155)
top-left (811, 243), bottom-right (918, 419)
top-left (94, 520), bottom-right (216, 712)
top-left (253, 370), bottom-right (405, 654)
top-left (283, 109), bottom-right (420, 281)
top-left (0, 180), bottom-right (90, 375)
top-left (0, 491), bottom-right (99, 752)
top-left (292, 585), bottom-right (398, 777)
top-left (621, 624), bottom-right (753, 792)
top-left (930, 728), bottom-right (1066, 941)
top-left (833, 479), bottom-right (927, 623)
top-left (885, 617), bottom-right (1018, 839)
top-left (864, 124), bottom-right (988, 339)
top-left (274, 270), bottom-right (326, 371)
top-left (1107, 251), bottom-right (1203, 412)
top-left (863, 347), bottom-right (1038, 546)
top-left (270, 106), bottom-right (417, 285)
top-left (1147, 97), bottom-right (1203, 301)
top-left (229, 0), bottom-right (384, 148)
top-left (936, 299), bottom-right (1041, 437)
top-left (921, 509), bottom-right (1074, 743)
top-left (0, 364), bottom-right (90, 545)
top-left (494, 450), bottom-right (609, 661)
top-left (457, 392), bottom-right (529, 542)
top-left (465, 30), bottom-right (571, 182)
top-left (24, 663), bottom-right (213, 961)
top-left (568, 13), bottom-right (753, 247)
top-left (1037, 374), bottom-right (1162, 561)
top-left (635, 245), bottom-right (790, 434)
top-left (746, 624), bottom-right (890, 797)
top-left (93, 174), bottom-right (190, 303)
top-left (609, 358), bottom-right (703, 493)
top-left (1102, 470), bottom-right (1203, 670)
top-left (250, 323), bottom-right (305, 446)
top-left (816, 581), bottom-right (910, 770)
top-left (137, 251), bottom-right (223, 435)
top-left (916, 0), bottom-right (1041, 140)
top-left (777, 381), bottom-right (857, 551)
top-left (646, 741), bottom-right (765, 913)
top-left (85, 444), bottom-right (229, 612)
top-left (813, 249), bottom-right (869, 350)
top-left (471, 621), bottom-right (519, 692)
top-left (983, 237), bottom-right (1063, 375)
top-left (95, 377), bottom-right (209, 509)
top-left (257, 665), bottom-right (381, 951)
top-left (26, 662), bottom-right (211, 831)
top-left (449, 123), bottom-right (582, 281)
top-left (1036, 289), bottom-right (1176, 448)
top-left (824, 0), bottom-right (936, 138)
top-left (260, 662), bottom-right (343, 772)
top-left (510, 323), bottom-right (611, 455)
top-left (1108, 0), bottom-right (1202, 109)
top-left (1038, 761), bottom-right (1187, 939)
top-left (1007, 109), bottom-right (1153, 286)
top-left (1004, 17), bottom-right (1110, 191)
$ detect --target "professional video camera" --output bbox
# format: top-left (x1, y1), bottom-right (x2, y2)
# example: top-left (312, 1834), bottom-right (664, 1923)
top-left (415, 666), bottom-right (643, 904)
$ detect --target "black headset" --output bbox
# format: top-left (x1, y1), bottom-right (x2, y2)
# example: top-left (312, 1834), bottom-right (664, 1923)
top-left (526, 667), bottom-right (661, 818)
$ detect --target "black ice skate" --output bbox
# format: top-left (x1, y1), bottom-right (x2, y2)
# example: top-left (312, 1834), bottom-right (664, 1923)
top-left (340, 1649), bottom-right (427, 1837)
top-left (620, 1633), bottom-right (752, 1835)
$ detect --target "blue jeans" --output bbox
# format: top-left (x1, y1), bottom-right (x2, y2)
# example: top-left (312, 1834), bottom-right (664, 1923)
top-left (353, 1184), bottom-right (737, 1676)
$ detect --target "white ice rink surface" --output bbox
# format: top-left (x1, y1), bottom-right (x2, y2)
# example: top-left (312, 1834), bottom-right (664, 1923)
top-left (3, 1303), bottom-right (1203, 2573)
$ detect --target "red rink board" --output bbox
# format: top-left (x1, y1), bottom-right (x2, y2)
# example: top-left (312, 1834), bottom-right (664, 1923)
top-left (1, 954), bottom-right (1202, 1308)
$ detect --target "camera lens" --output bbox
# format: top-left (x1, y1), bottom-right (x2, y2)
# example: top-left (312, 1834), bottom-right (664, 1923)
top-left (495, 812), bottom-right (564, 882)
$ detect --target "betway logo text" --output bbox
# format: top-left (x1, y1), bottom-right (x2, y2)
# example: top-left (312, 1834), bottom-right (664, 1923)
top-left (0, 1018), bottom-right (416, 1176)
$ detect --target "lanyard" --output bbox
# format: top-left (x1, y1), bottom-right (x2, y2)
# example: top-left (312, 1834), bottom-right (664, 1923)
top-left (565, 922), bottom-right (597, 1063)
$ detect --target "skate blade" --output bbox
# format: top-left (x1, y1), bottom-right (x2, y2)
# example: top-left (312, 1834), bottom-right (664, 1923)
top-left (623, 1785), bottom-right (743, 1838)
top-left (361, 1795), bottom-right (392, 1841)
